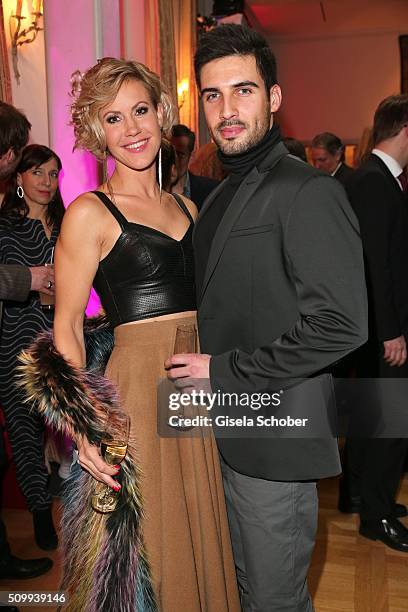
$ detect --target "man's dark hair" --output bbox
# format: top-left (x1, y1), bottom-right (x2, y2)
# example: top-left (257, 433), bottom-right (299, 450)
top-left (171, 124), bottom-right (195, 152)
top-left (373, 94), bottom-right (408, 146)
top-left (283, 137), bottom-right (307, 163)
top-left (0, 102), bottom-right (31, 157)
top-left (311, 132), bottom-right (345, 161)
top-left (194, 24), bottom-right (277, 94)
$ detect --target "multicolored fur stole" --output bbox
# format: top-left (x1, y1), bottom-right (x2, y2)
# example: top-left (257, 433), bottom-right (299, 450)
top-left (17, 316), bottom-right (158, 612)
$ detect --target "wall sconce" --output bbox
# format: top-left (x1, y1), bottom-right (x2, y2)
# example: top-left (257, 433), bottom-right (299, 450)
top-left (9, 0), bottom-right (44, 85)
top-left (177, 78), bottom-right (189, 110)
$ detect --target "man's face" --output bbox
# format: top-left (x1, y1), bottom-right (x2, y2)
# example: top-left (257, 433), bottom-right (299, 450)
top-left (199, 54), bottom-right (281, 155)
top-left (171, 135), bottom-right (192, 179)
top-left (0, 148), bottom-right (22, 180)
top-left (311, 147), bottom-right (340, 174)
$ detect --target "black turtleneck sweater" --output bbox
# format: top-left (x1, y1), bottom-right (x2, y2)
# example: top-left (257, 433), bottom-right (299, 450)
top-left (195, 125), bottom-right (282, 296)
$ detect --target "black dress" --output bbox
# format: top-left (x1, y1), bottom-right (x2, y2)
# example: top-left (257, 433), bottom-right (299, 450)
top-left (0, 215), bottom-right (58, 512)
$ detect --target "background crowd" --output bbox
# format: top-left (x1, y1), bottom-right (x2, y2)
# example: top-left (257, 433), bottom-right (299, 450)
top-left (0, 52), bottom-right (408, 609)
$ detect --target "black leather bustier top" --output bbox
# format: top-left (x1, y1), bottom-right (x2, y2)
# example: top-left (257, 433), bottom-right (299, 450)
top-left (92, 191), bottom-right (196, 328)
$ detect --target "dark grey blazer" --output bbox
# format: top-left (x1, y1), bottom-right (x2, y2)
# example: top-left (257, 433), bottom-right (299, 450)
top-left (0, 264), bottom-right (31, 301)
top-left (189, 172), bottom-right (219, 211)
top-left (194, 143), bottom-right (368, 481)
top-left (0, 264), bottom-right (31, 324)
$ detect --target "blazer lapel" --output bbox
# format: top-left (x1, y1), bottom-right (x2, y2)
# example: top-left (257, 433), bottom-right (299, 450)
top-left (193, 178), bottom-right (227, 232)
top-left (369, 154), bottom-right (405, 198)
top-left (199, 168), bottom-right (262, 302)
top-left (196, 142), bottom-right (289, 304)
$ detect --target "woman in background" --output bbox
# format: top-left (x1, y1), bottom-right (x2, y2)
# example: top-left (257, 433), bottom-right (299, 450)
top-left (0, 144), bottom-right (64, 551)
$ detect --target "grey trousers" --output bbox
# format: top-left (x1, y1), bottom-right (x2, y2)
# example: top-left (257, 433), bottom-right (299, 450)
top-left (220, 456), bottom-right (317, 612)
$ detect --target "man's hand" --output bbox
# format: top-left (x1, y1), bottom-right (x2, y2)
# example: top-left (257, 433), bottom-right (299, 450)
top-left (29, 266), bottom-right (55, 295)
top-left (165, 353), bottom-right (211, 380)
top-left (383, 335), bottom-right (407, 367)
top-left (77, 435), bottom-right (120, 490)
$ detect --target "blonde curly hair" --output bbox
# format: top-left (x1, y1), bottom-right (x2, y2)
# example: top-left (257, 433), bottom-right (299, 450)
top-left (71, 57), bottom-right (176, 159)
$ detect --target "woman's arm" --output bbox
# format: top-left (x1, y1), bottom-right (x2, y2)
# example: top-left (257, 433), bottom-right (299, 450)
top-left (54, 194), bottom-right (119, 489)
top-left (54, 194), bottom-right (102, 364)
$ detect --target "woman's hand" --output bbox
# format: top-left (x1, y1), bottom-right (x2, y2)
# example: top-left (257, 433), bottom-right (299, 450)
top-left (77, 435), bottom-right (120, 490)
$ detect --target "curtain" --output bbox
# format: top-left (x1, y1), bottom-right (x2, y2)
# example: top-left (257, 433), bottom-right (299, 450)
top-left (172, 0), bottom-right (198, 137)
top-left (144, 0), bottom-right (199, 136)
top-left (0, 1), bottom-right (12, 103)
top-left (144, 0), bottom-right (178, 121)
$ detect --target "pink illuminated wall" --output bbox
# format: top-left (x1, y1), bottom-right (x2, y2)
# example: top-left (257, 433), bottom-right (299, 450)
top-left (43, 0), bottom-right (120, 314)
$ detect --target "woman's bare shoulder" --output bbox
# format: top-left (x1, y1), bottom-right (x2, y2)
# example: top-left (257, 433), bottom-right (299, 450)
top-left (64, 191), bottom-right (107, 223)
top-left (175, 194), bottom-right (198, 221)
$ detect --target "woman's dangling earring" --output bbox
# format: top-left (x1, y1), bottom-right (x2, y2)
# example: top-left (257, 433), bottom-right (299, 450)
top-left (17, 185), bottom-right (24, 199)
top-left (158, 146), bottom-right (162, 196)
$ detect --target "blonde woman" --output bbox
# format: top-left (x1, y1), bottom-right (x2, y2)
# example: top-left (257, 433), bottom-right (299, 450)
top-left (36, 59), bottom-right (239, 611)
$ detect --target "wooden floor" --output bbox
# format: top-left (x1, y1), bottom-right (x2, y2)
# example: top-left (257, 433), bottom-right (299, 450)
top-left (311, 475), bottom-right (408, 612)
top-left (2, 475), bottom-right (408, 612)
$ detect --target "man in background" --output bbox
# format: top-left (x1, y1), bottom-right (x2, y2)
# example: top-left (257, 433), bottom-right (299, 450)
top-left (311, 131), bottom-right (354, 186)
top-left (283, 136), bottom-right (307, 162)
top-left (171, 123), bottom-right (219, 209)
top-left (0, 102), bottom-right (30, 182)
top-left (342, 95), bottom-right (408, 552)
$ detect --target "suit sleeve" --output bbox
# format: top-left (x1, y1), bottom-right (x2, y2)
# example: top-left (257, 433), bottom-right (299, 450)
top-left (0, 264), bottom-right (31, 301)
top-left (210, 176), bottom-right (368, 390)
top-left (347, 173), bottom-right (400, 341)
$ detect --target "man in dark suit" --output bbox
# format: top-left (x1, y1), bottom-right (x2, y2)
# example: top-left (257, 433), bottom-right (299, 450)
top-left (171, 124), bottom-right (219, 209)
top-left (166, 25), bottom-right (368, 611)
top-left (341, 94), bottom-right (408, 551)
top-left (311, 132), bottom-right (355, 186)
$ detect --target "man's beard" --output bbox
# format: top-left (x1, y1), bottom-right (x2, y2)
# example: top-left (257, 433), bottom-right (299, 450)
top-left (212, 109), bottom-right (271, 155)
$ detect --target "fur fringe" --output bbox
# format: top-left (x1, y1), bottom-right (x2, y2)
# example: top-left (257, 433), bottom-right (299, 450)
top-left (16, 317), bottom-right (158, 612)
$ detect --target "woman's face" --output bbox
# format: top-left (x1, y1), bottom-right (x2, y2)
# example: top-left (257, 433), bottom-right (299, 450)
top-left (100, 79), bottom-right (163, 171)
top-left (17, 158), bottom-right (60, 209)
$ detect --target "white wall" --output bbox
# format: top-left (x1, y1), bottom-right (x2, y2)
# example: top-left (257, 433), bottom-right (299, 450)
top-left (2, 0), bottom-right (49, 145)
top-left (270, 30), bottom-right (403, 143)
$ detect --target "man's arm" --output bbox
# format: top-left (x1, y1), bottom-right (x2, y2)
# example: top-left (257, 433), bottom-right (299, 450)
top-left (0, 264), bottom-right (54, 302)
top-left (347, 174), bottom-right (400, 341)
top-left (0, 264), bottom-right (31, 301)
top-left (209, 176), bottom-right (368, 390)
top-left (347, 173), bottom-right (406, 366)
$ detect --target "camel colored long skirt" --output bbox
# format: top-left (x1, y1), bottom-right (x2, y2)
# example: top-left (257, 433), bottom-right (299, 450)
top-left (105, 313), bottom-right (240, 612)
